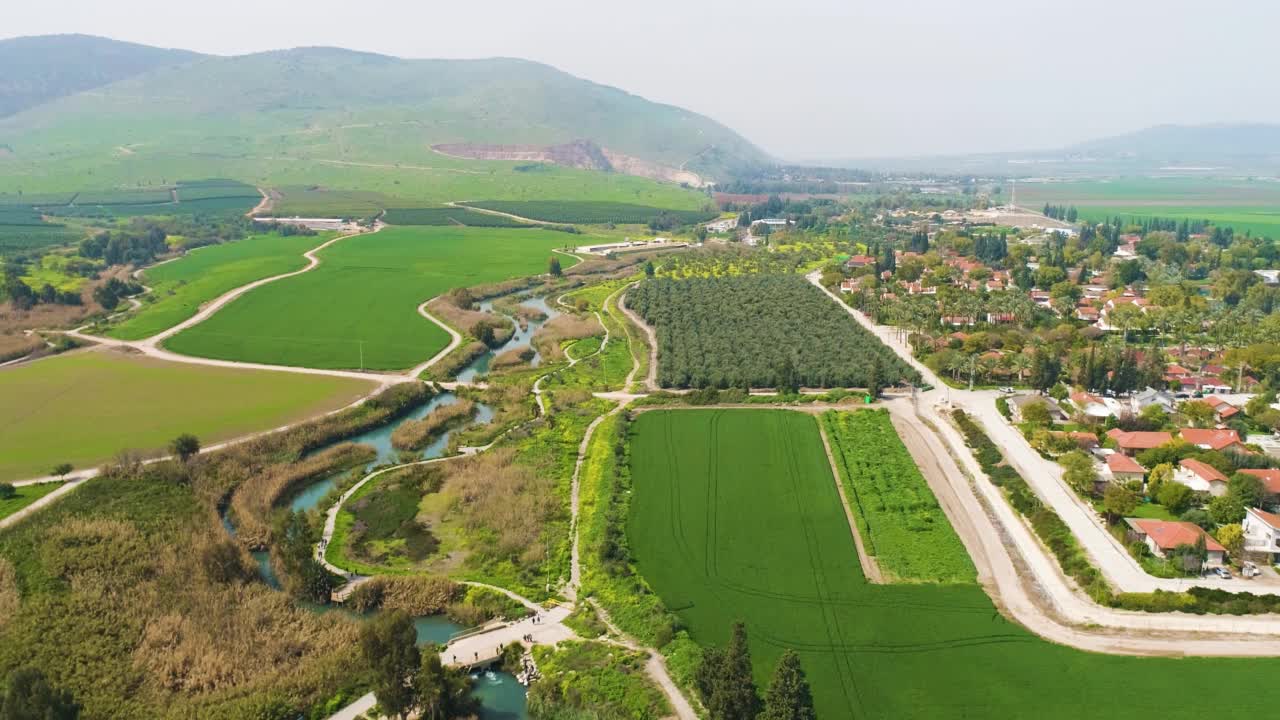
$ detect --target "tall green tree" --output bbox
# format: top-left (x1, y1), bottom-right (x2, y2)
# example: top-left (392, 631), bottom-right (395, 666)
top-left (761, 650), bottom-right (815, 720)
top-left (548, 256), bottom-right (562, 277)
top-left (0, 668), bottom-right (80, 720)
top-left (414, 654), bottom-right (478, 720)
top-left (360, 611), bottom-right (420, 720)
top-left (699, 621), bottom-right (760, 720)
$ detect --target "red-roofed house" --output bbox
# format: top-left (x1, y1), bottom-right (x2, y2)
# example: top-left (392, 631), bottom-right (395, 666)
top-left (1125, 518), bottom-right (1226, 566)
top-left (1106, 454), bottom-right (1146, 483)
top-left (1179, 428), bottom-right (1247, 453)
top-left (1175, 458), bottom-right (1229, 496)
top-left (1202, 396), bottom-right (1240, 422)
top-left (1106, 429), bottom-right (1173, 456)
top-left (845, 255), bottom-right (876, 269)
top-left (1243, 507), bottom-right (1280, 563)
top-left (1070, 391), bottom-right (1112, 418)
top-left (1240, 469), bottom-right (1280, 506)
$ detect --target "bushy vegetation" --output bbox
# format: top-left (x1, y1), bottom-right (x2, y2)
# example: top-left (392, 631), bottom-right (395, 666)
top-left (0, 463), bottom-right (368, 719)
top-left (822, 410), bottom-right (975, 583)
top-left (465, 201), bottom-right (715, 226)
top-left (390, 399), bottom-right (476, 451)
top-left (528, 641), bottom-right (669, 720)
top-left (628, 274), bottom-right (917, 389)
top-left (327, 464), bottom-right (446, 573)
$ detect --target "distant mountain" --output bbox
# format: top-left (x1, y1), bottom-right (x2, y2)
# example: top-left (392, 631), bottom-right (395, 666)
top-left (0, 34), bottom-right (200, 117)
top-left (830, 123), bottom-right (1280, 177)
top-left (0, 37), bottom-right (769, 185)
top-left (1065, 123), bottom-right (1280, 165)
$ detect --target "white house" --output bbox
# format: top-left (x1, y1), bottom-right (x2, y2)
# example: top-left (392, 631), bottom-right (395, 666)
top-left (1069, 391), bottom-right (1113, 419)
top-left (1242, 507), bottom-right (1280, 563)
top-left (1174, 458), bottom-right (1229, 497)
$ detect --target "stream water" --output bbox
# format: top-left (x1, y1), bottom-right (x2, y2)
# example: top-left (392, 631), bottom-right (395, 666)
top-left (456, 295), bottom-right (561, 383)
top-left (216, 326), bottom-right (530, 717)
top-left (288, 391), bottom-right (494, 514)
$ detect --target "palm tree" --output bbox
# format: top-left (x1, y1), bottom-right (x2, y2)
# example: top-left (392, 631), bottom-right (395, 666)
top-left (1009, 353), bottom-right (1033, 384)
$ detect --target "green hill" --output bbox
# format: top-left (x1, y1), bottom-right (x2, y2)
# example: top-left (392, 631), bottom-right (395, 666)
top-left (0, 34), bottom-right (200, 118)
top-left (0, 39), bottom-right (769, 203)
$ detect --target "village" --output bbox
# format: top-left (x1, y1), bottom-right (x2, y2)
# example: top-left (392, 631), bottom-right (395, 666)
top-left (806, 199), bottom-right (1280, 582)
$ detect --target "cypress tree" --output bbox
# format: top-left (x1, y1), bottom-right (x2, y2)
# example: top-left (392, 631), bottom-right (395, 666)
top-left (707, 621), bottom-right (760, 720)
top-left (761, 650), bottom-right (816, 720)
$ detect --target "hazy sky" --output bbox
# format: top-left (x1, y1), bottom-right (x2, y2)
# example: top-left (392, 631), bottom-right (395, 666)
top-left (6, 0), bottom-right (1279, 161)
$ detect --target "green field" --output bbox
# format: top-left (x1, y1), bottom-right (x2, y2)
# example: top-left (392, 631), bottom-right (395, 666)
top-left (627, 409), bottom-right (1280, 719)
top-left (383, 207), bottom-right (532, 227)
top-left (464, 200), bottom-right (715, 225)
top-left (107, 231), bottom-right (333, 340)
top-left (0, 350), bottom-right (374, 481)
top-left (822, 410), bottom-right (974, 583)
top-left (1015, 178), bottom-right (1280, 239)
top-left (164, 226), bottom-right (574, 370)
top-left (0, 481), bottom-right (63, 520)
top-left (1076, 205), bottom-right (1280, 239)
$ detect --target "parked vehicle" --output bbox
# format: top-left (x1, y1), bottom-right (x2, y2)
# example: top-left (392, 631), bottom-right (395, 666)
top-left (999, 386), bottom-right (1015, 394)
top-left (1243, 562), bottom-right (1260, 579)
top-left (1211, 567), bottom-right (1232, 579)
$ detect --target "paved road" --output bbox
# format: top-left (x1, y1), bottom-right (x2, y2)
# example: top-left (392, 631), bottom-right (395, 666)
top-left (806, 271), bottom-right (1259, 594)
top-left (807, 271), bottom-right (1280, 649)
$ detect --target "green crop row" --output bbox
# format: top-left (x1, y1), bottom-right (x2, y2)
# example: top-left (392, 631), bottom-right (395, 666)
top-left (464, 200), bottom-right (715, 225)
top-left (822, 409), bottom-right (975, 583)
top-left (382, 207), bottom-right (531, 227)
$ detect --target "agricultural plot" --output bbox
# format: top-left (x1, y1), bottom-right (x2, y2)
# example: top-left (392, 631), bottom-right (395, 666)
top-left (1016, 178), bottom-right (1280, 239)
top-left (0, 210), bottom-right (81, 255)
top-left (164, 226), bottom-right (575, 370)
top-left (627, 274), bottom-right (917, 389)
top-left (74, 189), bottom-right (174, 205)
top-left (821, 410), bottom-right (974, 583)
top-left (174, 179), bottom-right (259, 202)
top-left (107, 230), bottom-right (333, 340)
top-left (464, 200), bottom-right (716, 225)
top-left (383, 207), bottom-right (532, 227)
top-left (627, 409), bottom-right (1280, 719)
top-left (0, 350), bottom-right (374, 481)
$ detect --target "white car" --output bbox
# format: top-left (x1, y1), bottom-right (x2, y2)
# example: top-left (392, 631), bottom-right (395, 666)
top-left (1212, 567), bottom-right (1232, 580)
top-left (999, 386), bottom-right (1015, 394)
